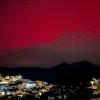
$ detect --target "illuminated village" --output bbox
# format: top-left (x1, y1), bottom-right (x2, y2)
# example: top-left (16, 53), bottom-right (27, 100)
top-left (0, 74), bottom-right (55, 99)
top-left (0, 74), bottom-right (100, 100)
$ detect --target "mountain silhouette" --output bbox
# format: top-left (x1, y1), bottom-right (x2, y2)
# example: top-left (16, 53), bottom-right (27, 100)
top-left (0, 60), bottom-right (100, 85)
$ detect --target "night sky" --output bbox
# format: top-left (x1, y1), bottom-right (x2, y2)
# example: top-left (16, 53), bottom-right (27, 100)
top-left (0, 0), bottom-right (100, 67)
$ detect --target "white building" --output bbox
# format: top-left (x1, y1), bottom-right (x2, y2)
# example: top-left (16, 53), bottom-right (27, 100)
top-left (22, 82), bottom-right (36, 89)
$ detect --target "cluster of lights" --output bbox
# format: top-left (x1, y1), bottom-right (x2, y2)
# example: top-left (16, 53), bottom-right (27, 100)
top-left (0, 74), bottom-right (54, 99)
top-left (0, 74), bottom-right (100, 100)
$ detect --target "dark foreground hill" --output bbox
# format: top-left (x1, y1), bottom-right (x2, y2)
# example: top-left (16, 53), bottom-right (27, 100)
top-left (0, 61), bottom-right (100, 85)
